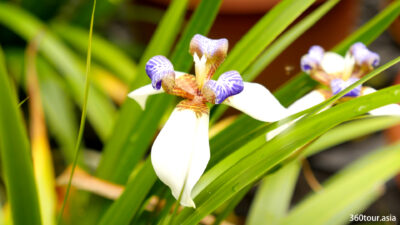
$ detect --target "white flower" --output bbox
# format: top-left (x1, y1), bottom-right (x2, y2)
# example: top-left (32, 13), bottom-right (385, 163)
top-left (128, 34), bottom-right (288, 207)
top-left (267, 43), bottom-right (400, 140)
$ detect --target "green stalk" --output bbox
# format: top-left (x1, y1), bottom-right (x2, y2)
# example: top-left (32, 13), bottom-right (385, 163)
top-left (56, 0), bottom-right (96, 224)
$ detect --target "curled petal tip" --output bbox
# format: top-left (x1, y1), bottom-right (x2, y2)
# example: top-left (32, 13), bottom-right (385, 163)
top-left (190, 34), bottom-right (228, 64)
top-left (350, 42), bottom-right (380, 67)
top-left (151, 107), bottom-right (210, 208)
top-left (145, 55), bottom-right (175, 90)
top-left (203, 71), bottom-right (244, 104)
top-left (301, 45), bottom-right (324, 72)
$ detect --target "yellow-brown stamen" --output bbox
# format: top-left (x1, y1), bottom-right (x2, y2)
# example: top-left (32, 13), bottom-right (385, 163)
top-left (176, 99), bottom-right (209, 117)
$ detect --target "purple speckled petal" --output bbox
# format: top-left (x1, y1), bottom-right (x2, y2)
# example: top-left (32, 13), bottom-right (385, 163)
top-left (190, 34), bottom-right (228, 61)
top-left (203, 71), bottom-right (244, 104)
top-left (350, 42), bottom-right (380, 67)
top-left (300, 45), bottom-right (325, 72)
top-left (330, 77), bottom-right (361, 97)
top-left (145, 55), bottom-right (175, 90)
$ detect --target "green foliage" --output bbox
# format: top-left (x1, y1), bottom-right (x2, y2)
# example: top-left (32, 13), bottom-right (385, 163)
top-left (0, 46), bottom-right (42, 225)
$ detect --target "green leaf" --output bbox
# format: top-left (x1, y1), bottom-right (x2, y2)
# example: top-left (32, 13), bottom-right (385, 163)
top-left (281, 143), bottom-right (400, 225)
top-left (243, 0), bottom-right (340, 81)
top-left (97, 159), bottom-right (157, 225)
top-left (214, 0), bottom-right (316, 77)
top-left (212, 185), bottom-right (252, 225)
top-left (275, 0), bottom-right (400, 106)
top-left (174, 83), bottom-right (400, 224)
top-left (51, 23), bottom-right (137, 83)
top-left (35, 57), bottom-right (81, 163)
top-left (304, 116), bottom-right (400, 157)
top-left (0, 46), bottom-right (42, 225)
top-left (246, 162), bottom-right (300, 225)
top-left (57, 0), bottom-right (96, 223)
top-left (210, 0), bottom-right (316, 123)
top-left (5, 49), bottom-right (79, 164)
top-left (0, 3), bottom-right (116, 141)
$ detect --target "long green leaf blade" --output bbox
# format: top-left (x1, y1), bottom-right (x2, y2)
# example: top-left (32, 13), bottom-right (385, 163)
top-left (282, 143), bottom-right (400, 225)
top-left (0, 46), bottom-right (42, 225)
top-left (0, 3), bottom-right (116, 140)
top-left (57, 0), bottom-right (96, 223)
top-left (243, 0), bottom-right (340, 81)
top-left (214, 0), bottom-right (316, 77)
top-left (246, 162), bottom-right (300, 225)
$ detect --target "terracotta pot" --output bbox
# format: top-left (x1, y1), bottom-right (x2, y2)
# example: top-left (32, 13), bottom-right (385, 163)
top-left (149, 0), bottom-right (281, 14)
top-left (386, 0), bottom-right (400, 46)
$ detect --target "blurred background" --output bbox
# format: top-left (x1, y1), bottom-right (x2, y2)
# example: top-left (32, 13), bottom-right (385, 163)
top-left (0, 0), bottom-right (400, 224)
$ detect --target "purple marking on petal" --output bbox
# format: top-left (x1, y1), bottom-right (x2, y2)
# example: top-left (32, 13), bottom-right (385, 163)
top-left (330, 77), bottom-right (361, 97)
top-left (145, 55), bottom-right (175, 90)
top-left (204, 71), bottom-right (244, 104)
top-left (300, 45), bottom-right (324, 73)
top-left (350, 42), bottom-right (380, 67)
top-left (190, 34), bottom-right (228, 58)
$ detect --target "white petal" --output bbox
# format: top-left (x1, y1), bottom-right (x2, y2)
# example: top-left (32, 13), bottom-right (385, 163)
top-left (287, 90), bottom-right (327, 115)
top-left (223, 82), bottom-right (287, 122)
top-left (151, 108), bottom-right (210, 208)
top-left (266, 90), bottom-right (327, 141)
top-left (362, 87), bottom-right (400, 116)
top-left (127, 84), bottom-right (164, 110)
top-left (321, 52), bottom-right (345, 74)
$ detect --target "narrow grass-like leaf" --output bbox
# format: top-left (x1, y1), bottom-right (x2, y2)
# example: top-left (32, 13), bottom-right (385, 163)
top-left (26, 37), bottom-right (57, 225)
top-left (243, 0), bottom-right (340, 81)
top-left (97, 159), bottom-right (157, 225)
top-left (214, 0), bottom-right (315, 77)
top-left (281, 143), bottom-right (400, 225)
top-left (52, 23), bottom-right (137, 83)
top-left (174, 84), bottom-right (400, 224)
top-left (5, 49), bottom-right (79, 163)
top-left (212, 185), bottom-right (251, 225)
top-left (246, 162), bottom-right (300, 225)
top-left (305, 116), bottom-right (400, 156)
top-left (275, 0), bottom-right (400, 106)
top-left (57, 0), bottom-right (96, 223)
top-left (0, 46), bottom-right (42, 225)
top-left (0, 3), bottom-right (116, 140)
